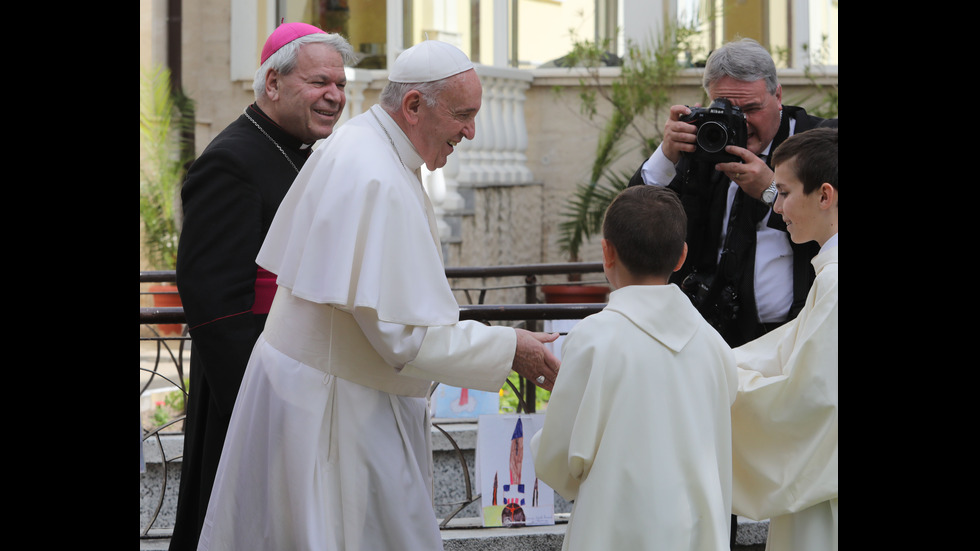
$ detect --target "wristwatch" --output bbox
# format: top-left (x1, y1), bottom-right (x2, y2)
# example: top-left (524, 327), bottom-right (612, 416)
top-left (761, 181), bottom-right (778, 206)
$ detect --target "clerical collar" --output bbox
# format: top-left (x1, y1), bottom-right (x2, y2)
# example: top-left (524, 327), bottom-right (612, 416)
top-left (368, 104), bottom-right (425, 174)
top-left (245, 103), bottom-right (313, 150)
top-left (243, 103), bottom-right (310, 174)
top-left (821, 233), bottom-right (838, 253)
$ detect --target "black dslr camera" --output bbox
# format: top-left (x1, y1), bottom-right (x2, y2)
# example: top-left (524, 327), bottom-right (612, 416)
top-left (679, 271), bottom-right (740, 330)
top-left (680, 98), bottom-right (748, 164)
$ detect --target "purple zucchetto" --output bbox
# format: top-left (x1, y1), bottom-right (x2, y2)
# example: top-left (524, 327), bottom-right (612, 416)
top-left (261, 22), bottom-right (326, 65)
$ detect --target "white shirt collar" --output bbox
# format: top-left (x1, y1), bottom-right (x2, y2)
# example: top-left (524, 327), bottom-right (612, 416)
top-left (821, 233), bottom-right (838, 253)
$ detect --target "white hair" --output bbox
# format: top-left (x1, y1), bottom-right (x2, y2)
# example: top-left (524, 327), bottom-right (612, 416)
top-left (702, 38), bottom-right (779, 96)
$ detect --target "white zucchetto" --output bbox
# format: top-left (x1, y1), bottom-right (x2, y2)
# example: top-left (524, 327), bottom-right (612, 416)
top-left (388, 40), bottom-right (474, 83)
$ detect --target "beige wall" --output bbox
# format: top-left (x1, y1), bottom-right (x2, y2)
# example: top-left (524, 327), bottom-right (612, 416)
top-left (518, 68), bottom-right (704, 271)
top-left (180, 0), bottom-right (258, 156)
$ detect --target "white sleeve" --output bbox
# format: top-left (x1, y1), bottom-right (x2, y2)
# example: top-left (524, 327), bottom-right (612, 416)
top-left (401, 321), bottom-right (516, 392)
top-left (352, 307), bottom-right (428, 368)
top-left (639, 145), bottom-right (676, 187)
top-left (353, 309), bottom-right (516, 393)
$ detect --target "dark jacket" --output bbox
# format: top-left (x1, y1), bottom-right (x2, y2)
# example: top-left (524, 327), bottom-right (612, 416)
top-left (629, 105), bottom-right (831, 346)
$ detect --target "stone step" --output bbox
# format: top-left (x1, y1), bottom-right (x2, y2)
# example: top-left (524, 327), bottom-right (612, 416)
top-left (141, 420), bottom-right (767, 549)
top-left (139, 519), bottom-right (568, 551)
top-left (141, 516), bottom-right (768, 550)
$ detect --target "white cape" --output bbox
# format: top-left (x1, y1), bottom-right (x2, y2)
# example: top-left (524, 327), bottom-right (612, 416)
top-left (257, 105), bottom-right (459, 327)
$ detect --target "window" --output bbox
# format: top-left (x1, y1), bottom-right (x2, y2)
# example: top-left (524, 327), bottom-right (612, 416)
top-left (274, 0), bottom-right (836, 70)
top-left (677, 0), bottom-right (838, 68)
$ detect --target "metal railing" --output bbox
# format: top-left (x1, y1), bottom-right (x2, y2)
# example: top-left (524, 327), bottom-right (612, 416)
top-left (139, 263), bottom-right (607, 536)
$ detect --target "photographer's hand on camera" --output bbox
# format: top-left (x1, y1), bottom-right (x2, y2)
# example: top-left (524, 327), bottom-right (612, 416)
top-left (661, 104), bottom-right (700, 164)
top-left (717, 145), bottom-right (774, 202)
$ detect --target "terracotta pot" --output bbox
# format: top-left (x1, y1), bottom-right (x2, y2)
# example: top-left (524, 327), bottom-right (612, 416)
top-left (541, 285), bottom-right (610, 304)
top-left (149, 284), bottom-right (184, 336)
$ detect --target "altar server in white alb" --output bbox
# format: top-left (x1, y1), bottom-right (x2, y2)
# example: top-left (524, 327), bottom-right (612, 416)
top-left (531, 185), bottom-right (738, 551)
top-left (197, 40), bottom-right (560, 551)
top-left (730, 127), bottom-right (838, 551)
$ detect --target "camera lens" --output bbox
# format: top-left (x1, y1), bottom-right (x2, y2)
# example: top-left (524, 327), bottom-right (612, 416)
top-left (697, 121), bottom-right (730, 153)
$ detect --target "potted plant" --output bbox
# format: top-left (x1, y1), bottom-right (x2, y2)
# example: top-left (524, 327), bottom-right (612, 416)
top-left (140, 65), bottom-right (194, 334)
top-left (548, 24), bottom-right (698, 303)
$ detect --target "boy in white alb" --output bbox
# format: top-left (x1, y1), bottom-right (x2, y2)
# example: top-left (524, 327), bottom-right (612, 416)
top-left (731, 127), bottom-right (838, 551)
top-left (531, 185), bottom-right (737, 550)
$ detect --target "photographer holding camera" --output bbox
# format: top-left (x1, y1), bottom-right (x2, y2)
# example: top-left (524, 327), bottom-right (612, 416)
top-left (629, 38), bottom-right (835, 348)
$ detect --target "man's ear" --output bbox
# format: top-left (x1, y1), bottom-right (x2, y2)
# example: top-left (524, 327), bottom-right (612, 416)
top-left (818, 182), bottom-right (837, 209)
top-left (401, 90), bottom-right (423, 124)
top-left (264, 69), bottom-right (281, 102)
top-left (601, 239), bottom-right (617, 269)
top-left (673, 242), bottom-right (688, 273)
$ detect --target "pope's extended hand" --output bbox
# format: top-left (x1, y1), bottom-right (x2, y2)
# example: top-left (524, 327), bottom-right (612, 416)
top-left (512, 329), bottom-right (560, 391)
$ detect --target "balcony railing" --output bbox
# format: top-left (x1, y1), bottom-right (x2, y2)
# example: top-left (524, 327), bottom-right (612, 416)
top-left (140, 263), bottom-right (606, 537)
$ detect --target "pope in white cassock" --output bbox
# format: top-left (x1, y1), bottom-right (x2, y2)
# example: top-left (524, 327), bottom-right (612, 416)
top-left (196, 40), bottom-right (560, 551)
